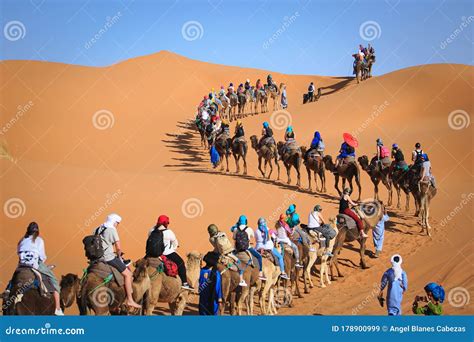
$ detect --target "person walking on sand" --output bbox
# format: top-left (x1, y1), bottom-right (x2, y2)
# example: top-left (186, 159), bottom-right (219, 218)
top-left (94, 213), bottom-right (142, 309)
top-left (372, 204), bottom-right (389, 258)
top-left (17, 222), bottom-right (64, 315)
top-left (281, 84), bottom-right (288, 109)
top-left (378, 254), bottom-right (408, 315)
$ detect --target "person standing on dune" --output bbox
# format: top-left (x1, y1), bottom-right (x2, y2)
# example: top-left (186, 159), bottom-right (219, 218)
top-left (378, 254), bottom-right (408, 315)
top-left (281, 84), bottom-right (288, 109)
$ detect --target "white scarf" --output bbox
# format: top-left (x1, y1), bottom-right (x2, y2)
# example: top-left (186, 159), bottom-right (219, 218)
top-left (391, 254), bottom-right (403, 281)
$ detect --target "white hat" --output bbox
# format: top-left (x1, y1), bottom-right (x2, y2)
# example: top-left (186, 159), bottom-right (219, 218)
top-left (104, 213), bottom-right (122, 228)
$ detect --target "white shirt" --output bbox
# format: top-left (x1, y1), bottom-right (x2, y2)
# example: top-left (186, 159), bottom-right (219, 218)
top-left (308, 211), bottom-right (322, 229)
top-left (255, 229), bottom-right (274, 250)
top-left (149, 226), bottom-right (178, 256)
top-left (17, 236), bottom-right (46, 269)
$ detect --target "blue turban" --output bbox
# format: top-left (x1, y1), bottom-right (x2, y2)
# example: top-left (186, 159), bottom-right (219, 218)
top-left (424, 283), bottom-right (445, 303)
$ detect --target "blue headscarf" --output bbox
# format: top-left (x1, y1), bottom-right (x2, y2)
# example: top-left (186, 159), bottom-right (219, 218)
top-left (263, 122), bottom-right (269, 128)
top-left (424, 283), bottom-right (445, 303)
top-left (286, 126), bottom-right (293, 133)
top-left (238, 215), bottom-right (247, 226)
top-left (258, 218), bottom-right (269, 243)
top-left (311, 131), bottom-right (321, 147)
top-left (286, 204), bottom-right (296, 215)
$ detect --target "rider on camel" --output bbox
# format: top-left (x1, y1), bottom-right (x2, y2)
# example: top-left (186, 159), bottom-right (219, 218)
top-left (244, 79), bottom-right (251, 91)
top-left (339, 188), bottom-right (368, 238)
top-left (305, 131), bottom-right (324, 160)
top-left (258, 121), bottom-right (275, 148)
top-left (334, 140), bottom-right (356, 171)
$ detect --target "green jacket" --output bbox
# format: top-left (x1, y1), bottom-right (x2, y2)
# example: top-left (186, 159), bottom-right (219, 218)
top-left (412, 301), bottom-right (443, 315)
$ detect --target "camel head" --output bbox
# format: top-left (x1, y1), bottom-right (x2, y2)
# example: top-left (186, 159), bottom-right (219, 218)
top-left (358, 155), bottom-right (370, 171)
top-left (186, 251), bottom-right (203, 289)
top-left (322, 155), bottom-right (334, 170)
top-left (59, 273), bottom-right (80, 310)
top-left (250, 135), bottom-right (258, 150)
top-left (133, 258), bottom-right (150, 282)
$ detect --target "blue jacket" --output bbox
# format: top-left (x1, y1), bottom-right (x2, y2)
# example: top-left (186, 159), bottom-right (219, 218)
top-left (338, 142), bottom-right (355, 158)
top-left (198, 268), bottom-right (223, 315)
top-left (310, 131), bottom-right (321, 149)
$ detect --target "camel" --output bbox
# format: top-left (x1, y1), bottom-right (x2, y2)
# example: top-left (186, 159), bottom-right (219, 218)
top-left (255, 88), bottom-right (268, 114)
top-left (250, 135), bottom-right (280, 180)
top-left (195, 118), bottom-right (209, 149)
top-left (301, 220), bottom-right (339, 289)
top-left (258, 255), bottom-right (281, 315)
top-left (268, 83), bottom-right (281, 112)
top-left (212, 134), bottom-right (231, 172)
top-left (358, 155), bottom-right (393, 206)
top-left (391, 167), bottom-right (411, 211)
top-left (245, 88), bottom-right (256, 114)
top-left (330, 200), bottom-right (384, 279)
top-left (354, 58), bottom-right (367, 84)
top-left (301, 146), bottom-right (326, 193)
top-left (60, 273), bottom-right (80, 312)
top-left (323, 154), bottom-right (362, 201)
top-left (276, 244), bottom-right (302, 307)
top-left (218, 94), bottom-right (231, 121)
top-left (133, 251), bottom-right (201, 315)
top-left (237, 92), bottom-right (247, 118)
top-left (228, 93), bottom-right (239, 121)
top-left (277, 141), bottom-right (302, 187)
top-left (218, 252), bottom-right (260, 315)
top-left (365, 53), bottom-right (375, 78)
top-left (230, 137), bottom-right (248, 175)
top-left (303, 88), bottom-right (321, 104)
top-left (405, 169), bottom-right (437, 236)
top-left (2, 267), bottom-right (55, 315)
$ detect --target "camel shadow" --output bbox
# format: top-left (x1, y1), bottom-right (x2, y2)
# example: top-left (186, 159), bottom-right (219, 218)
top-left (319, 77), bottom-right (354, 97)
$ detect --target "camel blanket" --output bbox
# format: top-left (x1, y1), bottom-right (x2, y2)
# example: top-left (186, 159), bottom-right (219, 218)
top-left (234, 136), bottom-right (246, 144)
top-left (336, 214), bottom-right (358, 230)
top-left (13, 266), bottom-right (54, 295)
top-left (88, 262), bottom-right (124, 287)
top-left (262, 250), bottom-right (278, 266)
top-left (146, 257), bottom-right (163, 269)
top-left (284, 140), bottom-right (300, 154)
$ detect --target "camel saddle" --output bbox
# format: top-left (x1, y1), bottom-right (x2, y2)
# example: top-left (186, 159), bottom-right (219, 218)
top-left (235, 251), bottom-right (259, 269)
top-left (234, 136), bottom-right (246, 144)
top-left (11, 266), bottom-right (55, 296)
top-left (261, 136), bottom-right (276, 147)
top-left (307, 149), bottom-right (322, 160)
top-left (336, 214), bottom-right (358, 230)
top-left (262, 250), bottom-right (278, 266)
top-left (88, 261), bottom-right (124, 287)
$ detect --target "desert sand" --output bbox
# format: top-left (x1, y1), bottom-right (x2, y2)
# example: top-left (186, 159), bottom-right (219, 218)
top-left (0, 51), bottom-right (472, 315)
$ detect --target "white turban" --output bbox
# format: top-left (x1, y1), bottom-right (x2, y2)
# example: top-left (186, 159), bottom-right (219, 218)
top-left (391, 254), bottom-right (403, 281)
top-left (104, 213), bottom-right (122, 229)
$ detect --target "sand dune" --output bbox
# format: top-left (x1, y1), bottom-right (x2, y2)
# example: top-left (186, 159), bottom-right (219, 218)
top-left (0, 51), bottom-right (472, 315)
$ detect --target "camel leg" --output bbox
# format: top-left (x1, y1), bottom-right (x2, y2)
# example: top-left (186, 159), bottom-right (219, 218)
top-left (286, 165), bottom-right (291, 185)
top-left (359, 237), bottom-right (368, 269)
top-left (320, 256), bottom-right (327, 288)
top-left (234, 155), bottom-right (240, 174)
top-left (334, 175), bottom-right (342, 196)
top-left (320, 169), bottom-right (326, 193)
top-left (307, 167), bottom-right (312, 191)
top-left (387, 181), bottom-right (393, 207)
top-left (405, 192), bottom-right (410, 212)
top-left (258, 156), bottom-right (265, 178)
top-left (275, 158), bottom-right (280, 181)
top-left (243, 155), bottom-right (247, 176)
top-left (296, 165), bottom-right (301, 188)
top-left (313, 169), bottom-right (318, 193)
top-left (396, 185), bottom-right (401, 209)
top-left (267, 159), bottom-right (273, 179)
top-left (355, 173), bottom-right (362, 201)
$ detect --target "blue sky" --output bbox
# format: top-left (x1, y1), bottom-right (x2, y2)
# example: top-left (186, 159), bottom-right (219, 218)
top-left (0, 0), bottom-right (472, 76)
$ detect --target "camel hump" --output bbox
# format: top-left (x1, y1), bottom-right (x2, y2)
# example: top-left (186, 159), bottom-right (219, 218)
top-left (336, 214), bottom-right (358, 230)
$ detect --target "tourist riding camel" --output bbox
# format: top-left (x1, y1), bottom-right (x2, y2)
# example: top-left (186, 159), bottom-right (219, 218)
top-left (231, 215), bottom-right (265, 281)
top-left (258, 121), bottom-right (275, 148)
top-left (244, 79), bottom-right (251, 91)
top-left (305, 131), bottom-right (325, 160)
top-left (390, 143), bottom-right (408, 172)
top-left (13, 222), bottom-right (64, 315)
top-left (207, 224), bottom-right (247, 287)
top-left (255, 218), bottom-right (289, 280)
top-left (285, 204), bottom-right (314, 252)
top-left (267, 74), bottom-right (276, 91)
top-left (275, 214), bottom-right (303, 268)
top-left (306, 205), bottom-right (336, 256)
top-left (376, 138), bottom-right (391, 171)
top-left (334, 135), bottom-right (357, 171)
top-left (281, 126), bottom-right (297, 154)
top-left (339, 188), bottom-right (368, 238)
top-left (151, 215), bottom-right (194, 291)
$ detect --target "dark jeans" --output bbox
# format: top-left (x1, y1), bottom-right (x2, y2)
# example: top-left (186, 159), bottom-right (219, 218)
top-left (165, 252), bottom-right (187, 284)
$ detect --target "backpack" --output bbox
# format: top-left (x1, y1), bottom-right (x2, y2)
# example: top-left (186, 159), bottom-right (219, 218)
top-left (380, 146), bottom-right (390, 158)
top-left (146, 227), bottom-right (165, 258)
top-left (160, 255), bottom-right (178, 277)
top-left (82, 226), bottom-right (106, 261)
top-left (234, 227), bottom-right (250, 252)
top-left (214, 232), bottom-right (234, 255)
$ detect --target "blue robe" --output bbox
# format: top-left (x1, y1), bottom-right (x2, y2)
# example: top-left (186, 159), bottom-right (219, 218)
top-left (198, 268), bottom-right (222, 315)
top-left (380, 268), bottom-right (408, 315)
top-left (373, 214), bottom-right (389, 251)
